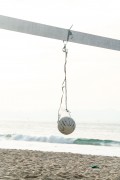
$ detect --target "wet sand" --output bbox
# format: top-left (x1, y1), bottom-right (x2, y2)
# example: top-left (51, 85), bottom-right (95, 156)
top-left (0, 149), bottom-right (120, 179)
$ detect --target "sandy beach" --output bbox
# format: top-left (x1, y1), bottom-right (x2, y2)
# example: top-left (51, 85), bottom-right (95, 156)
top-left (0, 149), bottom-right (120, 180)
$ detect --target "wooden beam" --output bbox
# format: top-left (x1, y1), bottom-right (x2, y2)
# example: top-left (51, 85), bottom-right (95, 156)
top-left (0, 15), bottom-right (120, 51)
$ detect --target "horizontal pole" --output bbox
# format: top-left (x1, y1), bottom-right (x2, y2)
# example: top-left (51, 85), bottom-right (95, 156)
top-left (0, 15), bottom-right (120, 51)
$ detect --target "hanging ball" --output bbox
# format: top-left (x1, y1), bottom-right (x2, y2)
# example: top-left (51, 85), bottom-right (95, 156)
top-left (58, 116), bottom-right (76, 135)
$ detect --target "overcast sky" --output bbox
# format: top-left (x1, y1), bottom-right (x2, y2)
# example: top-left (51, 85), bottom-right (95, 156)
top-left (0, 0), bottom-right (120, 123)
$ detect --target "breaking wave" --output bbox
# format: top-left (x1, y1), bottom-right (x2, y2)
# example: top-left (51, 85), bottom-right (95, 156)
top-left (0, 134), bottom-right (120, 147)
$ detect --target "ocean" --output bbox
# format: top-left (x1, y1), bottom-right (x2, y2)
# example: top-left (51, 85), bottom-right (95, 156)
top-left (0, 120), bottom-right (120, 157)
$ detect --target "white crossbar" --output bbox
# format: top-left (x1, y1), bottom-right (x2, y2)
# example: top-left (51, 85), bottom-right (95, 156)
top-left (0, 15), bottom-right (120, 51)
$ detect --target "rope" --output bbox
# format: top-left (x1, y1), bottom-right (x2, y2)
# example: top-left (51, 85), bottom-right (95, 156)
top-left (58, 42), bottom-right (71, 121)
top-left (58, 25), bottom-right (73, 121)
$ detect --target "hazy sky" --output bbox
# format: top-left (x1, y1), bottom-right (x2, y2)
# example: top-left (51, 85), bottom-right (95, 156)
top-left (0, 0), bottom-right (120, 123)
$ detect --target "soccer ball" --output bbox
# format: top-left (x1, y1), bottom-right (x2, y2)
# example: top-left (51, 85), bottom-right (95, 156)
top-left (58, 116), bottom-right (76, 135)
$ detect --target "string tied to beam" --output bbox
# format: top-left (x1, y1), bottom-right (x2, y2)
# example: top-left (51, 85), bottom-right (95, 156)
top-left (58, 25), bottom-right (73, 121)
top-left (58, 41), bottom-right (71, 121)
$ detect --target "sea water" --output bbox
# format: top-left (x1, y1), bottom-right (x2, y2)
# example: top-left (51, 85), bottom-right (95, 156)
top-left (0, 120), bottom-right (120, 157)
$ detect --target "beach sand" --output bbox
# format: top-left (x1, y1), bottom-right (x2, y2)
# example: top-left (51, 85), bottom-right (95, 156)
top-left (0, 149), bottom-right (120, 180)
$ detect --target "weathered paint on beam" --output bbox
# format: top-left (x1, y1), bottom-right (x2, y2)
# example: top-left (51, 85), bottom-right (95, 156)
top-left (0, 15), bottom-right (120, 51)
